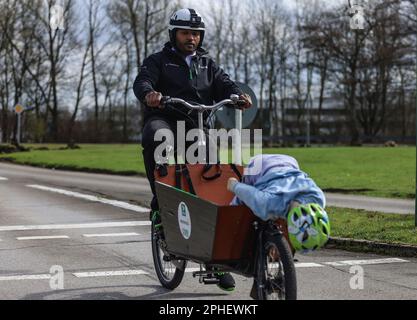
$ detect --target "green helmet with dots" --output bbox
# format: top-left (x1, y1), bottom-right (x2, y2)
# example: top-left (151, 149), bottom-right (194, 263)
top-left (287, 203), bottom-right (330, 252)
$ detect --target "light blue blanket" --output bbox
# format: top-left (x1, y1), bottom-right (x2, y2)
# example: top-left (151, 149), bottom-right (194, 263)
top-left (231, 154), bottom-right (326, 221)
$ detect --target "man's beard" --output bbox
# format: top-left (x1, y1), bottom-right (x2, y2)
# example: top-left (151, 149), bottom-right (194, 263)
top-left (184, 43), bottom-right (196, 50)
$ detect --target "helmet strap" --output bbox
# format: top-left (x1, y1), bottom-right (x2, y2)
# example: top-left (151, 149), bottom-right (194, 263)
top-left (169, 29), bottom-right (178, 49)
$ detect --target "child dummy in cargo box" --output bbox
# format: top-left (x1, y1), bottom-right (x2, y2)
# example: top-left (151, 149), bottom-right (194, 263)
top-left (227, 154), bottom-right (331, 253)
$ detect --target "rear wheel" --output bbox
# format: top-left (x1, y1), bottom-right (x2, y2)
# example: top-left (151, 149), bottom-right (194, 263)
top-left (151, 221), bottom-right (187, 290)
top-left (255, 231), bottom-right (297, 300)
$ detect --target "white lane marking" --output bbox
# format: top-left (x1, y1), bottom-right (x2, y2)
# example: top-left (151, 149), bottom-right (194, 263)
top-left (73, 270), bottom-right (149, 278)
top-left (324, 258), bottom-right (409, 267)
top-left (83, 232), bottom-right (140, 238)
top-left (0, 274), bottom-right (51, 281)
top-left (0, 177), bottom-right (8, 181)
top-left (295, 262), bottom-right (324, 268)
top-left (0, 221), bottom-right (150, 232)
top-left (26, 184), bottom-right (149, 213)
top-left (268, 262), bottom-right (324, 269)
top-left (17, 235), bottom-right (70, 241)
top-left (184, 264), bottom-right (324, 273)
top-left (184, 259), bottom-right (409, 273)
top-left (325, 261), bottom-right (350, 267)
top-left (185, 268), bottom-right (204, 273)
top-left (0, 257), bottom-right (411, 282)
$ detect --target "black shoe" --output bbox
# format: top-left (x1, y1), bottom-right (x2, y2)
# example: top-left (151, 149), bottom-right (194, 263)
top-left (215, 272), bottom-right (235, 292)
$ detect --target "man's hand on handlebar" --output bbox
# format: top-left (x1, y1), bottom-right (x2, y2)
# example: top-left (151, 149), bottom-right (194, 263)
top-left (145, 91), bottom-right (163, 108)
top-left (237, 94), bottom-right (252, 110)
top-left (145, 92), bottom-right (252, 110)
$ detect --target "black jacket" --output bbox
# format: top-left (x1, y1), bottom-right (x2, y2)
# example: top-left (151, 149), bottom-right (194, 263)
top-left (133, 42), bottom-right (243, 127)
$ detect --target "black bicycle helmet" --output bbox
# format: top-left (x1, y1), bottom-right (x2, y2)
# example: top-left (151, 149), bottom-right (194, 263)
top-left (169, 8), bottom-right (206, 48)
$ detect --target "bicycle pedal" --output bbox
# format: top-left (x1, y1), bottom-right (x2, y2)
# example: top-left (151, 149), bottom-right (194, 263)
top-left (202, 277), bottom-right (220, 285)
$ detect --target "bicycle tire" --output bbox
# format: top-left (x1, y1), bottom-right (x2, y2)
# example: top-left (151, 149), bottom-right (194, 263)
top-left (151, 220), bottom-right (187, 290)
top-left (255, 231), bottom-right (297, 300)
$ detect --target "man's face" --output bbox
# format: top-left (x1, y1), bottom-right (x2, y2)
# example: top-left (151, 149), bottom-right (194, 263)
top-left (175, 29), bottom-right (201, 55)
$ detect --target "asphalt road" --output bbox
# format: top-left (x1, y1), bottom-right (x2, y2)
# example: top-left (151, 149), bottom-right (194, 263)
top-left (0, 162), bottom-right (416, 300)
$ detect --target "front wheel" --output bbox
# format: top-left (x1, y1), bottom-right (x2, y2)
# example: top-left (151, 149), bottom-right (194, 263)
top-left (255, 231), bottom-right (297, 300)
top-left (151, 221), bottom-right (187, 290)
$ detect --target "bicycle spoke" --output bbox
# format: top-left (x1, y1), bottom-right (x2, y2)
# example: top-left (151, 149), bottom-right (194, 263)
top-left (264, 245), bottom-right (286, 300)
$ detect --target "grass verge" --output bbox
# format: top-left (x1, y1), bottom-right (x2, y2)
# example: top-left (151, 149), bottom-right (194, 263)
top-left (328, 207), bottom-right (417, 246)
top-left (0, 144), bottom-right (146, 176)
top-left (0, 144), bottom-right (415, 199)
top-left (267, 147), bottom-right (415, 199)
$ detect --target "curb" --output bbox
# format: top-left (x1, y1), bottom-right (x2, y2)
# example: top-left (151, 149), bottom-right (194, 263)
top-left (327, 237), bottom-right (417, 258)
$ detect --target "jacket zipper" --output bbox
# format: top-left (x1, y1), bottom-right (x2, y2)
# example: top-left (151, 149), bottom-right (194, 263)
top-left (190, 58), bottom-right (199, 83)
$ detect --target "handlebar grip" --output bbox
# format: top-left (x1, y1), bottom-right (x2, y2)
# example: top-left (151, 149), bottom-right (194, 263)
top-left (230, 94), bottom-right (247, 108)
top-left (160, 96), bottom-right (171, 108)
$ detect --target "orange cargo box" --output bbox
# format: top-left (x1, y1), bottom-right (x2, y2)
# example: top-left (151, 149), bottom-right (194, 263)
top-left (155, 164), bottom-right (290, 264)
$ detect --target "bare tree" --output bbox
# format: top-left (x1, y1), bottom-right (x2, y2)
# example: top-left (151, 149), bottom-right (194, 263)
top-left (122, 36), bottom-right (133, 142)
top-left (0, 1), bottom-right (13, 142)
top-left (207, 2), bottom-right (227, 66)
top-left (2, 0), bottom-right (77, 142)
top-left (67, 36), bottom-right (92, 146)
top-left (0, 0), bottom-right (47, 144)
top-left (107, 0), bottom-right (178, 131)
top-left (37, 0), bottom-right (76, 141)
top-left (253, 1), bottom-right (270, 130)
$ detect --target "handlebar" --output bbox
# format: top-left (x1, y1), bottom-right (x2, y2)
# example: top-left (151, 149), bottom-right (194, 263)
top-left (160, 94), bottom-right (244, 111)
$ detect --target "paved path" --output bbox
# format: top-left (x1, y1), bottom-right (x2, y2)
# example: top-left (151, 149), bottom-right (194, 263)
top-left (326, 193), bottom-right (415, 214)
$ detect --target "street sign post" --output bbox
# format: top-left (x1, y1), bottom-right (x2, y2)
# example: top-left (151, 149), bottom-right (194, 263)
top-left (15, 104), bottom-right (24, 145)
top-left (15, 105), bottom-right (24, 114)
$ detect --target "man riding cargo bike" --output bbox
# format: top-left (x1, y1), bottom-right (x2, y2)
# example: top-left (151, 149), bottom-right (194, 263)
top-left (134, 8), bottom-right (251, 292)
top-left (133, 8), bottom-right (330, 300)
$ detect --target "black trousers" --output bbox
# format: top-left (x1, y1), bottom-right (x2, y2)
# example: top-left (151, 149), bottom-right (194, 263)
top-left (141, 116), bottom-right (216, 212)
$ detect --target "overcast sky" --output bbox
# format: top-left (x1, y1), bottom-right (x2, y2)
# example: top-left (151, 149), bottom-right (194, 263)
top-left (180, 0), bottom-right (346, 14)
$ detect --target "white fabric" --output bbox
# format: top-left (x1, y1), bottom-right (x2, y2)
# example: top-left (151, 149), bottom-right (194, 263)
top-left (185, 52), bottom-right (196, 67)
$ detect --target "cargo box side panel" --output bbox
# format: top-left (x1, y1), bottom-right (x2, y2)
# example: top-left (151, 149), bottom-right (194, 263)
top-left (155, 182), bottom-right (219, 262)
top-left (212, 206), bottom-right (257, 261)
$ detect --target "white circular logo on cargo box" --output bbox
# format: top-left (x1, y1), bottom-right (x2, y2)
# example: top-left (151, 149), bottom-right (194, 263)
top-left (178, 202), bottom-right (191, 240)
